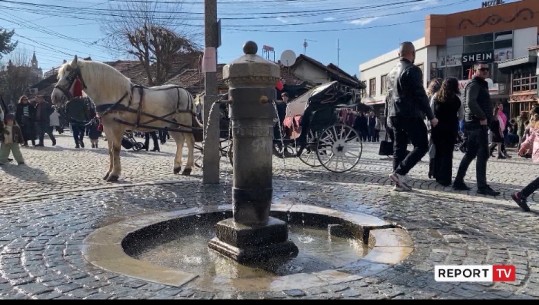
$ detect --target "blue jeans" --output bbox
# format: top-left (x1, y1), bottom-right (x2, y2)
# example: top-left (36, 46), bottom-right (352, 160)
top-left (455, 125), bottom-right (489, 188)
top-left (390, 117), bottom-right (429, 175)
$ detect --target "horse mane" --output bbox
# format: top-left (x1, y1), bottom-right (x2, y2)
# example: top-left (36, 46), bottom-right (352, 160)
top-left (58, 59), bottom-right (132, 101)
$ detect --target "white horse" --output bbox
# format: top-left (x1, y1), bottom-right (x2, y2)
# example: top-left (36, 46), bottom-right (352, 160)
top-left (51, 55), bottom-right (197, 182)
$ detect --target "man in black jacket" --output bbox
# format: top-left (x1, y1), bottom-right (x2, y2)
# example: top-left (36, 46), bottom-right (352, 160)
top-left (386, 41), bottom-right (438, 191)
top-left (34, 95), bottom-right (56, 147)
top-left (453, 62), bottom-right (500, 196)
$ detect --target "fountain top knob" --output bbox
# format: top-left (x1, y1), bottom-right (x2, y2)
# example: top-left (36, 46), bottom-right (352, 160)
top-left (243, 41), bottom-right (258, 55)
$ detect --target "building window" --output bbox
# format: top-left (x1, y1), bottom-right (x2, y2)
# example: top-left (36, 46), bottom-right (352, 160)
top-left (512, 67), bottom-right (537, 93)
top-left (369, 78), bottom-right (376, 97)
top-left (381, 74), bottom-right (388, 95)
top-left (463, 33), bottom-right (493, 53)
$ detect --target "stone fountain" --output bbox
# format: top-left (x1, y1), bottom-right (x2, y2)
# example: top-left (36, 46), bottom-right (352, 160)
top-left (207, 41), bottom-right (299, 263)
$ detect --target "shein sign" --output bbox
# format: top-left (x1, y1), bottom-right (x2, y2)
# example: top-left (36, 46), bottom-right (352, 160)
top-left (462, 51), bottom-right (494, 64)
top-left (482, 0), bottom-right (505, 8)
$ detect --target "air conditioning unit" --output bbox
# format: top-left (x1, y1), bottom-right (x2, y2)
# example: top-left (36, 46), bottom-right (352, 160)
top-left (29, 88), bottom-right (38, 94)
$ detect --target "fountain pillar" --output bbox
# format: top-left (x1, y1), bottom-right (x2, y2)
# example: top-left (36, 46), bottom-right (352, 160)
top-left (208, 41), bottom-right (298, 263)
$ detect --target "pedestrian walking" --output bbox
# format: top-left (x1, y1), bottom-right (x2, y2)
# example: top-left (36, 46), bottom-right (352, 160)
top-left (49, 106), bottom-right (62, 136)
top-left (0, 114), bottom-right (25, 165)
top-left (453, 62), bottom-right (500, 196)
top-left (33, 95), bottom-right (56, 147)
top-left (87, 116), bottom-right (102, 149)
top-left (386, 41), bottom-right (438, 191)
top-left (429, 77), bottom-right (462, 186)
top-left (144, 131), bottom-right (160, 152)
top-left (15, 95), bottom-right (36, 147)
top-left (511, 106), bottom-right (539, 212)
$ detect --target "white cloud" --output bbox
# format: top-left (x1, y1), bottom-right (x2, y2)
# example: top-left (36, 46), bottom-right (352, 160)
top-left (411, 0), bottom-right (439, 11)
top-left (349, 17), bottom-right (380, 26)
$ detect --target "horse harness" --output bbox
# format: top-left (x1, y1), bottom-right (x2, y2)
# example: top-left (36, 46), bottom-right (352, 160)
top-left (96, 84), bottom-right (197, 133)
top-left (56, 65), bottom-right (198, 133)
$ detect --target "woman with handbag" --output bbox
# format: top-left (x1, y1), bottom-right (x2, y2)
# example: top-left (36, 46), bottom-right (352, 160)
top-left (430, 78), bottom-right (462, 186)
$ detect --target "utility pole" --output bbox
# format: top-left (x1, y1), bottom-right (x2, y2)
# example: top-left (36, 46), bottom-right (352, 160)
top-left (203, 0), bottom-right (220, 184)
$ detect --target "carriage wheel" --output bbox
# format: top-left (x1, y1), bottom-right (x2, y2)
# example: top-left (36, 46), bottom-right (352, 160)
top-left (316, 124), bottom-right (362, 173)
top-left (298, 130), bottom-right (322, 167)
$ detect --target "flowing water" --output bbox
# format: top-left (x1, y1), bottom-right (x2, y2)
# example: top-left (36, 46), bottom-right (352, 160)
top-left (134, 221), bottom-right (368, 279)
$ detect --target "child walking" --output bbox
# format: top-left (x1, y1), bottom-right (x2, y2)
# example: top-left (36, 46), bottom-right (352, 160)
top-left (0, 114), bottom-right (25, 165)
top-left (512, 106), bottom-right (539, 212)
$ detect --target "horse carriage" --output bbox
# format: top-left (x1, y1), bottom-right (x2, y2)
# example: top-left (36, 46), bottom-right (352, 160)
top-left (275, 81), bottom-right (363, 173)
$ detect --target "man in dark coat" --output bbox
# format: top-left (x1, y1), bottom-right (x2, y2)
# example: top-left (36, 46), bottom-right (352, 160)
top-left (386, 41), bottom-right (438, 192)
top-left (33, 95), bottom-right (56, 146)
top-left (453, 62), bottom-right (500, 196)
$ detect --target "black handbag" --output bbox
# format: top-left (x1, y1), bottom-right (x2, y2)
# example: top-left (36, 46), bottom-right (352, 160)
top-left (378, 131), bottom-right (394, 156)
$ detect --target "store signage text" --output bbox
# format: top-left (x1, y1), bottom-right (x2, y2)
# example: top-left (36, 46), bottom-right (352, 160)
top-left (482, 0), bottom-right (505, 8)
top-left (461, 51), bottom-right (494, 64)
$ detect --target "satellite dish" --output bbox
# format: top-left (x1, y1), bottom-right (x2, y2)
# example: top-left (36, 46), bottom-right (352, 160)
top-left (280, 50), bottom-right (296, 67)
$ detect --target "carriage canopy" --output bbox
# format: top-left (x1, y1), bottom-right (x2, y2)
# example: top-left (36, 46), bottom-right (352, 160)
top-left (285, 81), bottom-right (352, 118)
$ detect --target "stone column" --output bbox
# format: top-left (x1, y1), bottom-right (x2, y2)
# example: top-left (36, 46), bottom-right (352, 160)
top-left (207, 41), bottom-right (298, 264)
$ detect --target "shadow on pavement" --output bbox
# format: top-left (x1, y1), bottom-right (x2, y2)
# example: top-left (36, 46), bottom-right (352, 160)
top-left (0, 163), bottom-right (51, 183)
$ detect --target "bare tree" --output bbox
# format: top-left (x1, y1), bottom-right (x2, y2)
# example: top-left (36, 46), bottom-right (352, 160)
top-left (0, 48), bottom-right (38, 106)
top-left (102, 0), bottom-right (201, 86)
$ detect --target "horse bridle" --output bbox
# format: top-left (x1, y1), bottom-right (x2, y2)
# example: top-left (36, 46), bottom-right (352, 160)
top-left (54, 66), bottom-right (86, 101)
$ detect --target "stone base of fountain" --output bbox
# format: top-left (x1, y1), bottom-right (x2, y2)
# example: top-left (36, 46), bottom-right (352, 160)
top-left (208, 216), bottom-right (299, 263)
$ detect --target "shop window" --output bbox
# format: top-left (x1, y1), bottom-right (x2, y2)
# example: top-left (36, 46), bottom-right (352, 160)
top-left (512, 67), bottom-right (537, 93)
top-left (369, 78), bottom-right (376, 97)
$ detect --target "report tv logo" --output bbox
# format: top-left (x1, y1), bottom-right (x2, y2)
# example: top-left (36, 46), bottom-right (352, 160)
top-left (435, 265), bottom-right (516, 282)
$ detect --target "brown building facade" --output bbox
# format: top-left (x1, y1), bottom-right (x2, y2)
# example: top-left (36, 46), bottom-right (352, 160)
top-left (424, 0), bottom-right (539, 118)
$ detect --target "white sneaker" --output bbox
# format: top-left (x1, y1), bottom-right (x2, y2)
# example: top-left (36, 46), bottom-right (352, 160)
top-left (389, 172), bottom-right (412, 191)
top-left (392, 185), bottom-right (411, 192)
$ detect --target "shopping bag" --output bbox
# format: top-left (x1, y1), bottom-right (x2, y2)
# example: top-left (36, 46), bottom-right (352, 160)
top-left (378, 131), bottom-right (393, 156)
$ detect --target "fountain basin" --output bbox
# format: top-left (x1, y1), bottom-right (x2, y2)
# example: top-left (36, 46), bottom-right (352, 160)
top-left (83, 204), bottom-right (413, 292)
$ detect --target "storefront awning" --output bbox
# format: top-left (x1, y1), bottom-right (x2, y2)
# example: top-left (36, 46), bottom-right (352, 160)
top-left (498, 56), bottom-right (536, 69)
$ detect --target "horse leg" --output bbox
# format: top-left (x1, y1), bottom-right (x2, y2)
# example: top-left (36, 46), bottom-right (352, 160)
top-left (170, 131), bottom-right (185, 174)
top-left (106, 129), bottom-right (123, 182)
top-left (182, 133), bottom-right (195, 176)
top-left (103, 129), bottom-right (114, 180)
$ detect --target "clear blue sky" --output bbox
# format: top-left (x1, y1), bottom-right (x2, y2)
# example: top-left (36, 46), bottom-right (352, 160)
top-left (0, 0), bottom-right (518, 79)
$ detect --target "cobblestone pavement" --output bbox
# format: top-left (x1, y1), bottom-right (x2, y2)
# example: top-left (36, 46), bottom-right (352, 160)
top-left (0, 132), bottom-right (538, 299)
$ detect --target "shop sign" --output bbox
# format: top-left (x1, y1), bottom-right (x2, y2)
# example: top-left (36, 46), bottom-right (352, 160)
top-left (462, 51), bottom-right (494, 64)
top-left (482, 0), bottom-right (505, 8)
top-left (439, 54), bottom-right (462, 67)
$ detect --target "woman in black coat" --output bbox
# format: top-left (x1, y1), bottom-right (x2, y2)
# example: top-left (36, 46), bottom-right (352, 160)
top-left (430, 78), bottom-right (462, 186)
top-left (15, 95), bottom-right (36, 146)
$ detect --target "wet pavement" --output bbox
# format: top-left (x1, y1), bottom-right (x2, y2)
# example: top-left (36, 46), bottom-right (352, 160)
top-left (0, 132), bottom-right (538, 299)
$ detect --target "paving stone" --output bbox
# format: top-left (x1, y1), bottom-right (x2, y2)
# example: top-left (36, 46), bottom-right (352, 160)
top-left (0, 141), bottom-right (537, 299)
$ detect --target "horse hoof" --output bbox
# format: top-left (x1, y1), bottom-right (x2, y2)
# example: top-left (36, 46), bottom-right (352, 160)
top-left (173, 167), bottom-right (181, 174)
top-left (103, 174), bottom-right (109, 180)
top-left (182, 168), bottom-right (192, 176)
top-left (106, 175), bottom-right (119, 182)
